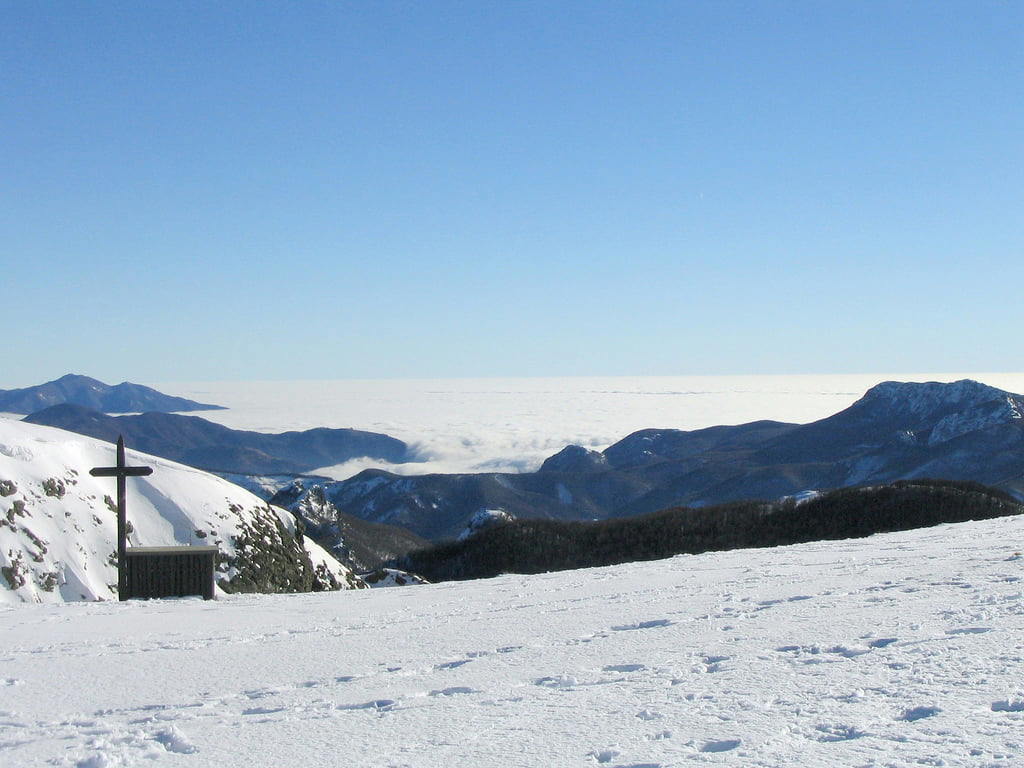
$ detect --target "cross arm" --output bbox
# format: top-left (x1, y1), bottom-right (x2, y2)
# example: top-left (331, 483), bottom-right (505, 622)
top-left (90, 466), bottom-right (153, 477)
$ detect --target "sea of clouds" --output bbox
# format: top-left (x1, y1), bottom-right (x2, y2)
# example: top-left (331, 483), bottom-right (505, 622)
top-left (156, 373), bottom-right (1024, 480)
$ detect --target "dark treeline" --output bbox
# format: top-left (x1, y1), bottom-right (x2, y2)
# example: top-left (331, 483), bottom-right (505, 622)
top-left (398, 479), bottom-right (1023, 582)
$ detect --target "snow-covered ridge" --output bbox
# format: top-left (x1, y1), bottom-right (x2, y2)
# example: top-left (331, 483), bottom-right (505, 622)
top-left (865, 379), bottom-right (1018, 416)
top-left (928, 396), bottom-right (1023, 446)
top-left (858, 379), bottom-right (1024, 446)
top-left (0, 419), bottom-right (362, 603)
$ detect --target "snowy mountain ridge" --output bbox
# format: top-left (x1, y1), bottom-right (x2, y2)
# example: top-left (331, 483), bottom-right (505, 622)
top-left (863, 379), bottom-right (1016, 417)
top-left (0, 419), bottom-right (363, 603)
top-left (860, 379), bottom-right (1023, 446)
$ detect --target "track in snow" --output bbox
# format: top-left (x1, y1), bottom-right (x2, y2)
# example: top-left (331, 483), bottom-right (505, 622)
top-left (2, 516), bottom-right (1023, 767)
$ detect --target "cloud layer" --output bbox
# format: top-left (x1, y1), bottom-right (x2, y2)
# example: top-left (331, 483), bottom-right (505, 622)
top-left (160, 373), bottom-right (1024, 480)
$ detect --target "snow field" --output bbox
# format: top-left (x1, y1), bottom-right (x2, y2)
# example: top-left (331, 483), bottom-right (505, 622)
top-left (2, 514), bottom-right (1024, 766)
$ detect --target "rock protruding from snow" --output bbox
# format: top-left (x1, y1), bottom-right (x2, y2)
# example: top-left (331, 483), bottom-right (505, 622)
top-left (459, 509), bottom-right (514, 541)
top-left (268, 478), bottom-right (430, 573)
top-left (361, 568), bottom-right (429, 588)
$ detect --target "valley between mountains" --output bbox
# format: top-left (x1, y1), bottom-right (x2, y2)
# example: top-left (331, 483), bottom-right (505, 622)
top-left (3, 376), bottom-right (1024, 600)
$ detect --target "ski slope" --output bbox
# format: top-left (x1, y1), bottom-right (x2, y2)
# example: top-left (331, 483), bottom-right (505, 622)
top-left (2, 514), bottom-right (1023, 766)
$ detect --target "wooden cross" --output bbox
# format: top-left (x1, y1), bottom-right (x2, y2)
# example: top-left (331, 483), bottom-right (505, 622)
top-left (90, 435), bottom-right (152, 601)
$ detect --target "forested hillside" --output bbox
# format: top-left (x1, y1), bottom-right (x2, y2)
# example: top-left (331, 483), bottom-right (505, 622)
top-left (401, 479), bottom-right (1023, 582)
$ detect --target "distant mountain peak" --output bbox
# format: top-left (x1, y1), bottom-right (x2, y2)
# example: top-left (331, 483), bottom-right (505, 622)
top-left (0, 375), bottom-right (225, 414)
top-left (864, 379), bottom-right (1013, 411)
top-left (539, 445), bottom-right (609, 473)
top-left (856, 379), bottom-right (1023, 445)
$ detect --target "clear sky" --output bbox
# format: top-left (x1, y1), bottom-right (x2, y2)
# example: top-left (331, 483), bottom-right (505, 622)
top-left (3, 1), bottom-right (1022, 386)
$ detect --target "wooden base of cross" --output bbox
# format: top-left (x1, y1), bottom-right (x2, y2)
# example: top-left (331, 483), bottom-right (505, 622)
top-left (90, 435), bottom-right (152, 601)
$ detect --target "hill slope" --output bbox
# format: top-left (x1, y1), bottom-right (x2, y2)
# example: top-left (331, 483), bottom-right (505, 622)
top-left (25, 403), bottom-right (413, 474)
top-left (0, 419), bottom-right (363, 603)
top-left (400, 479), bottom-right (1024, 581)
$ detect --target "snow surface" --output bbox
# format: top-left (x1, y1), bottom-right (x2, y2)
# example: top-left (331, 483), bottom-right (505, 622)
top-left (2, 515), bottom-right (1023, 766)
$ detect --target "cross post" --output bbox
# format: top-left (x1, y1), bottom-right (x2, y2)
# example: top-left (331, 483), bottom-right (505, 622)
top-left (90, 435), bottom-right (153, 600)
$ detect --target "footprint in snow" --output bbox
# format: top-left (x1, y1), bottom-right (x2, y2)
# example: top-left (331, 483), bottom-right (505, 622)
top-left (946, 627), bottom-right (992, 635)
top-left (336, 699), bottom-right (398, 712)
top-left (701, 739), bottom-right (741, 753)
top-left (243, 687), bottom-right (283, 700)
top-left (603, 664), bottom-right (646, 673)
top-left (868, 638), bottom-right (898, 648)
top-left (436, 659), bottom-right (472, 670)
top-left (991, 699), bottom-right (1024, 712)
top-left (242, 706), bottom-right (286, 716)
top-left (429, 687), bottom-right (476, 697)
top-left (611, 619), bottom-right (672, 632)
top-left (827, 645), bottom-right (872, 658)
top-left (536, 675), bottom-right (578, 689)
top-left (151, 729), bottom-right (197, 757)
top-left (900, 706), bottom-right (941, 722)
top-left (592, 759), bottom-right (661, 768)
top-left (701, 655), bottom-right (729, 672)
top-left (813, 723), bottom-right (865, 742)
top-left (635, 709), bottom-right (662, 721)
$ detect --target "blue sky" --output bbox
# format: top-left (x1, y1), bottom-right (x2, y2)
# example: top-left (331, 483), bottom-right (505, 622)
top-left (3, 1), bottom-right (1021, 385)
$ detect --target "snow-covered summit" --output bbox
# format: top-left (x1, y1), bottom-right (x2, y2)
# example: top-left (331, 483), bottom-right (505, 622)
top-left (863, 379), bottom-right (1020, 419)
top-left (857, 379), bottom-right (1023, 447)
top-left (458, 508), bottom-right (514, 541)
top-left (0, 419), bottom-right (362, 603)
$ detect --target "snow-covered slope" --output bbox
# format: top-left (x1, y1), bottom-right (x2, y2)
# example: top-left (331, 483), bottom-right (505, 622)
top-left (1, 513), bottom-right (1022, 766)
top-left (0, 419), bottom-right (363, 603)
